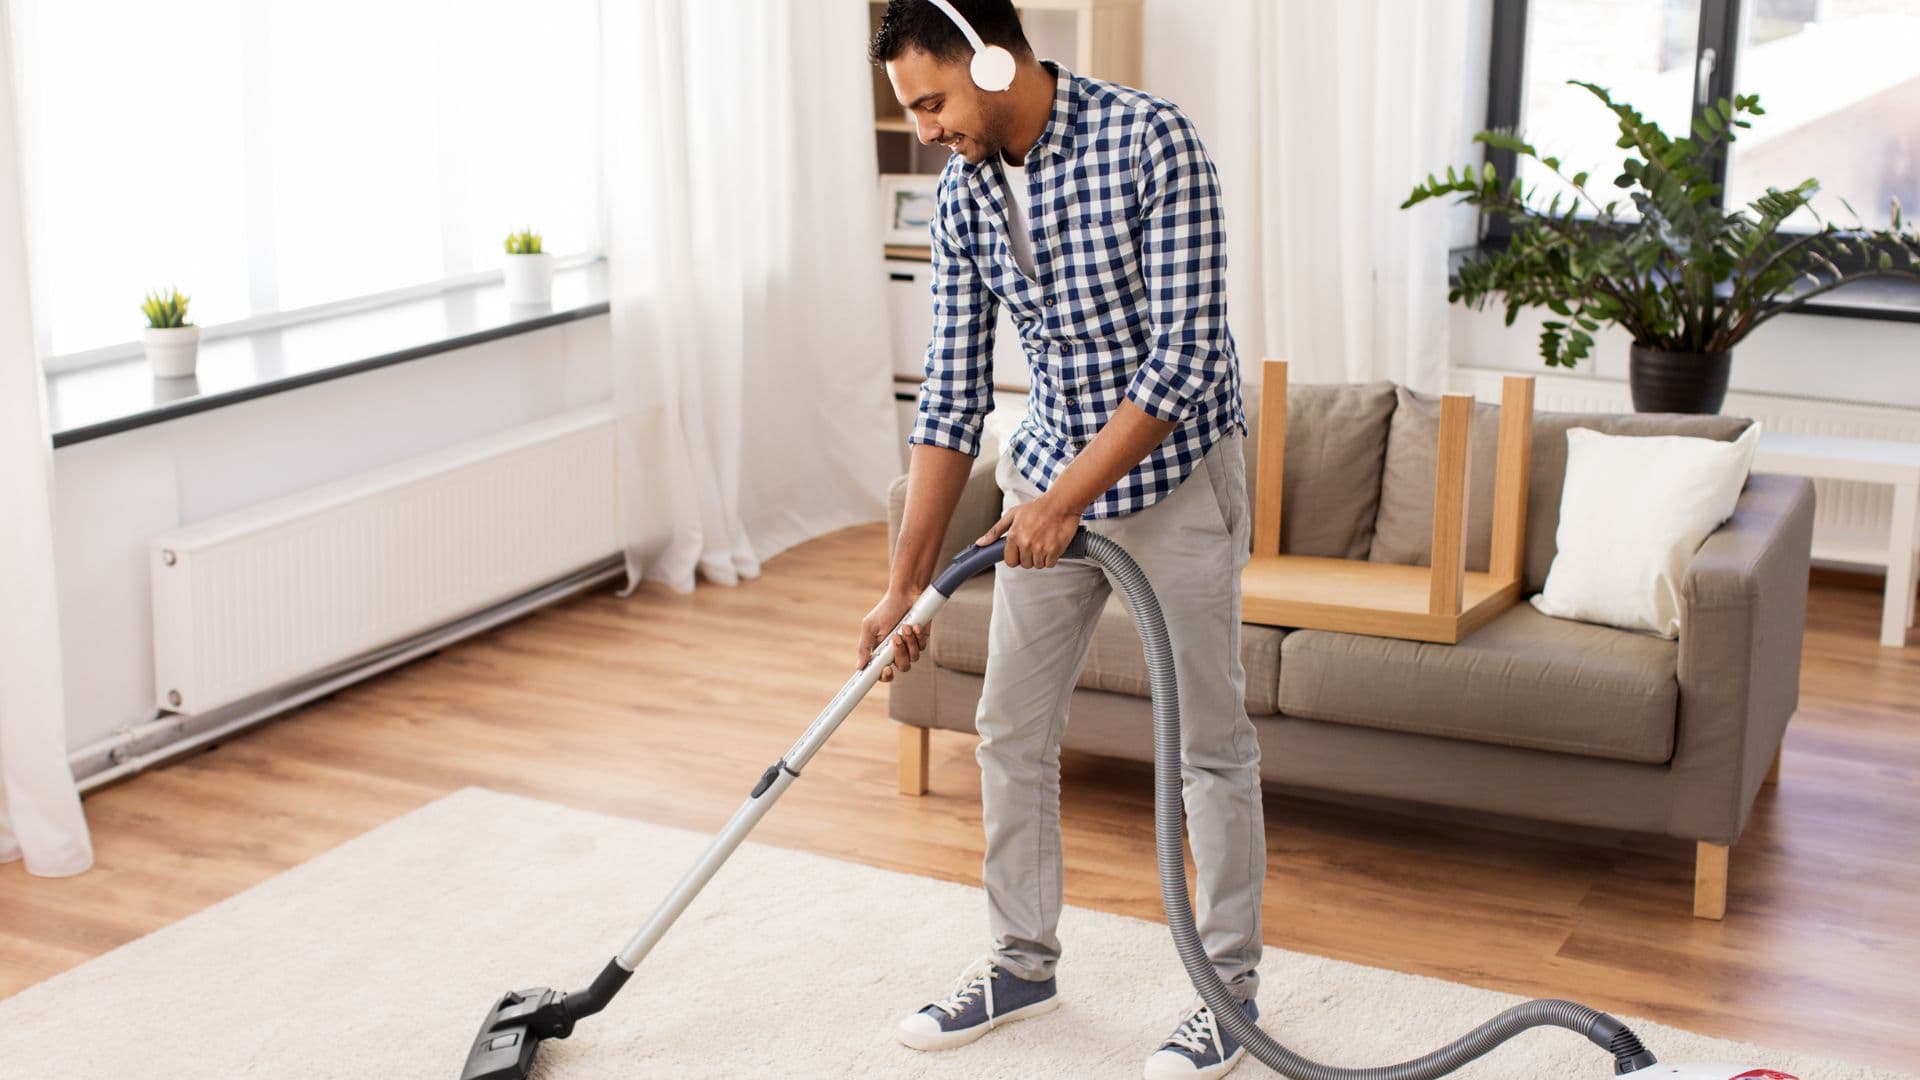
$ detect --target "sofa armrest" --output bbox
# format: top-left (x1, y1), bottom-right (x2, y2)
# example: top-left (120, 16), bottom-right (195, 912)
top-left (886, 443), bottom-right (1005, 570)
top-left (1669, 472), bottom-right (1815, 844)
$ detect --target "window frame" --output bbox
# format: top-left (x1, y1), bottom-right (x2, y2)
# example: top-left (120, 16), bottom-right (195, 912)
top-left (1479, 0), bottom-right (1919, 320)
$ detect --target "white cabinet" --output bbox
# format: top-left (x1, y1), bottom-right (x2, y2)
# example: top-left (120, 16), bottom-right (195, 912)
top-left (884, 257), bottom-right (1029, 389)
top-left (885, 259), bottom-right (934, 382)
top-left (887, 257), bottom-right (1036, 476)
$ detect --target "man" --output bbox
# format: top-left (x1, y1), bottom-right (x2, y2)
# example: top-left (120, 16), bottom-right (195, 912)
top-left (858, 2), bottom-right (1265, 1077)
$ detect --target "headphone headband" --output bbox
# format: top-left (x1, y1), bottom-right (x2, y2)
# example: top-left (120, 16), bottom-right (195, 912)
top-left (922, 0), bottom-right (1016, 92)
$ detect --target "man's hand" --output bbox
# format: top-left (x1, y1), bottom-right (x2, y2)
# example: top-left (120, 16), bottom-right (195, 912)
top-left (858, 588), bottom-right (928, 683)
top-left (976, 490), bottom-right (1083, 569)
top-left (986, 401), bottom-right (1174, 570)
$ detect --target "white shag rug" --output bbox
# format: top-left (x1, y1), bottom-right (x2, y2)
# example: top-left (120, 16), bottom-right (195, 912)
top-left (0, 788), bottom-right (1908, 1080)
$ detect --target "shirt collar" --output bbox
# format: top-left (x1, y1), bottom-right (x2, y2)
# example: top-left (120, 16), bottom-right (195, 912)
top-left (961, 59), bottom-right (1078, 174)
top-left (1024, 60), bottom-right (1079, 164)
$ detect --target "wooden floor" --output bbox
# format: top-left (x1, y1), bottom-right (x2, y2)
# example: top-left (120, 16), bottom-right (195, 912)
top-left (3, 523), bottom-right (1917, 1072)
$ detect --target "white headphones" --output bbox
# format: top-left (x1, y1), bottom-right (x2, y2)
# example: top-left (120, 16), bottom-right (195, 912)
top-left (923, 0), bottom-right (1016, 92)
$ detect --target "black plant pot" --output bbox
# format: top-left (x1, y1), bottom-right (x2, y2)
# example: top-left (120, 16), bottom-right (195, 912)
top-left (1628, 344), bottom-right (1732, 414)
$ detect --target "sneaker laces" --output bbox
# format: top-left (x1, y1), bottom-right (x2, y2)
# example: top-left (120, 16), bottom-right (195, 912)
top-left (1164, 999), bottom-right (1224, 1057)
top-left (928, 956), bottom-right (997, 1019)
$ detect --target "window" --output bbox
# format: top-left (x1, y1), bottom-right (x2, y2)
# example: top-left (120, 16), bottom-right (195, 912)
top-left (1724, 2), bottom-right (1920, 231)
top-left (9, 0), bottom-right (603, 362)
top-left (1486, 0), bottom-right (1920, 241)
top-left (1513, 0), bottom-right (1702, 220)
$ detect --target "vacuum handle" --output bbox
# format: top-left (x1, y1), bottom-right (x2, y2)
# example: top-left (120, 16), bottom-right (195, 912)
top-left (930, 526), bottom-right (1092, 597)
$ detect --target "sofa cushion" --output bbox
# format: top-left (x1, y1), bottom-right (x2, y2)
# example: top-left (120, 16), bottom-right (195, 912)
top-left (929, 577), bottom-right (1287, 716)
top-left (1532, 424), bottom-right (1761, 638)
top-left (1367, 386), bottom-right (1754, 592)
top-left (1525, 410), bottom-right (1752, 593)
top-left (1277, 601), bottom-right (1678, 763)
top-left (1246, 378), bottom-right (1397, 559)
top-left (1368, 385), bottom-right (1502, 574)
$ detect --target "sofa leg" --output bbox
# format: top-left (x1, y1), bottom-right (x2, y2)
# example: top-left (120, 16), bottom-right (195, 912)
top-left (898, 724), bottom-right (929, 796)
top-left (1765, 746), bottom-right (1782, 786)
top-left (1694, 841), bottom-right (1729, 920)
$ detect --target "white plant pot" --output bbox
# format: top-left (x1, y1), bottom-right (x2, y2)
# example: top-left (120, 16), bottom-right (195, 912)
top-left (143, 325), bottom-right (201, 378)
top-left (502, 253), bottom-right (554, 304)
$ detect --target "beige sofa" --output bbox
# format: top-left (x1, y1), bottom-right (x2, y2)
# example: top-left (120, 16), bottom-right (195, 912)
top-left (885, 386), bottom-right (1815, 919)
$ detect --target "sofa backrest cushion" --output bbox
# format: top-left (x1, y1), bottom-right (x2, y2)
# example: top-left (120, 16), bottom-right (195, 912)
top-left (1368, 387), bottom-right (1503, 577)
top-left (1366, 385), bottom-right (1754, 592)
top-left (1246, 379), bottom-right (1398, 559)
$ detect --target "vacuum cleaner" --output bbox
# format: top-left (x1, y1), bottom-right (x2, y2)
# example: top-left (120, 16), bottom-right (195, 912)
top-left (459, 527), bottom-right (1797, 1080)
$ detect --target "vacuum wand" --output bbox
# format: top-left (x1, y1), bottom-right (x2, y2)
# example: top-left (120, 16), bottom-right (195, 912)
top-left (611, 534), bottom-right (1057, 971)
top-left (456, 534), bottom-right (1070, 1080)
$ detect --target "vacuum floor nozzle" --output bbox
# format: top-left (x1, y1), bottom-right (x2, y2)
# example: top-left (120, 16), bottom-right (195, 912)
top-left (460, 987), bottom-right (569, 1080)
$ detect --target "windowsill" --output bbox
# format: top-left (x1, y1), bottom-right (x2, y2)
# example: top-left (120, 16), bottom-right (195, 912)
top-left (46, 259), bottom-right (611, 448)
top-left (1781, 275), bottom-right (1920, 322)
top-left (1446, 247), bottom-right (1920, 326)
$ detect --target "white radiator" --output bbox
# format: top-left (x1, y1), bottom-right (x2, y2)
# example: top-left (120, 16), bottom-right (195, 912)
top-left (151, 408), bottom-right (621, 715)
top-left (1455, 366), bottom-right (1920, 567)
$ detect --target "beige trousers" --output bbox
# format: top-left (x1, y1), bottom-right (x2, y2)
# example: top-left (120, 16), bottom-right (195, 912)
top-left (977, 430), bottom-right (1265, 1001)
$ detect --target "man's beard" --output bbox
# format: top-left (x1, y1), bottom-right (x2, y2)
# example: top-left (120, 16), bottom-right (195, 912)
top-left (949, 107), bottom-right (1008, 163)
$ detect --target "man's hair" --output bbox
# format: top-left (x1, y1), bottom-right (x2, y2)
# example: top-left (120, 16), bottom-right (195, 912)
top-left (869, 0), bottom-right (1033, 68)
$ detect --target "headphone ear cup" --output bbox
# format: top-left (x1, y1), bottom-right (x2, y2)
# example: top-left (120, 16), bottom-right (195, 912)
top-left (970, 44), bottom-right (1016, 92)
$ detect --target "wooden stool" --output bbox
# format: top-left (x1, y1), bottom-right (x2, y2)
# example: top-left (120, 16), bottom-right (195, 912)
top-left (1243, 360), bottom-right (1536, 644)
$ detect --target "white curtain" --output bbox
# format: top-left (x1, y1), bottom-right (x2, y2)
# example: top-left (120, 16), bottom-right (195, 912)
top-left (601, 0), bottom-right (899, 593)
top-left (0, 0), bottom-right (90, 877)
top-left (1201, 0), bottom-right (1473, 391)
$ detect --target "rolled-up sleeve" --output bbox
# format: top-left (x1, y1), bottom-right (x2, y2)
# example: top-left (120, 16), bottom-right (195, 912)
top-left (907, 166), bottom-right (996, 458)
top-left (1123, 111), bottom-right (1231, 424)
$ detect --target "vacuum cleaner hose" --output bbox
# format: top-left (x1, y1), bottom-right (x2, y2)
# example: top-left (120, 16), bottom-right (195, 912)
top-left (1073, 528), bottom-right (1658, 1078)
top-left (461, 524), bottom-right (1730, 1080)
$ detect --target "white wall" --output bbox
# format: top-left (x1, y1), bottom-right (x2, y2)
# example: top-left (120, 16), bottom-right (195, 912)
top-left (53, 316), bottom-right (614, 751)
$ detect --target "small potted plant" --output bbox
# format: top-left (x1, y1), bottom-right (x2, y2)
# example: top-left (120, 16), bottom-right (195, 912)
top-left (1404, 82), bottom-right (1920, 413)
top-left (140, 286), bottom-right (199, 379)
top-left (502, 226), bottom-right (552, 304)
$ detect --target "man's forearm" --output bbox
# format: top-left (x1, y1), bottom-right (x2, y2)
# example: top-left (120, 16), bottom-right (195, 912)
top-left (890, 442), bottom-right (978, 594)
top-left (1042, 399), bottom-right (1177, 517)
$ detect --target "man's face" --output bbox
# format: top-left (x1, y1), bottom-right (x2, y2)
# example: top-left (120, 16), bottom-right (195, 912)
top-left (885, 47), bottom-right (1012, 165)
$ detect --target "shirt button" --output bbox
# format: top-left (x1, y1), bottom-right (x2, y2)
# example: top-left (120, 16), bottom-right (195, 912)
top-left (1045, 297), bottom-right (1056, 307)
top-left (1061, 343), bottom-right (1072, 355)
top-left (1065, 395), bottom-right (1078, 407)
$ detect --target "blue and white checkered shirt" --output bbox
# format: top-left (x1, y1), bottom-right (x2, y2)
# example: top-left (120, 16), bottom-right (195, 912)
top-left (906, 62), bottom-right (1246, 520)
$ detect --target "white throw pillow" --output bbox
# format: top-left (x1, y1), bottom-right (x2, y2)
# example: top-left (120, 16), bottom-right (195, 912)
top-left (1530, 422), bottom-right (1761, 638)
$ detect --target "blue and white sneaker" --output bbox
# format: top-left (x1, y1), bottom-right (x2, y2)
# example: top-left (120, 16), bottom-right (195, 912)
top-left (894, 955), bottom-right (1060, 1051)
top-left (1143, 996), bottom-right (1261, 1079)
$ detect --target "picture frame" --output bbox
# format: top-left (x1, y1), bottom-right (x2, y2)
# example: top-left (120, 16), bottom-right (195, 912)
top-left (879, 173), bottom-right (939, 246)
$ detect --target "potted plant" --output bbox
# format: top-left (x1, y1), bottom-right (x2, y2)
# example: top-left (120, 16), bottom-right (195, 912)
top-left (140, 286), bottom-right (199, 379)
top-left (502, 226), bottom-right (552, 304)
top-left (1404, 82), bottom-right (1920, 413)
